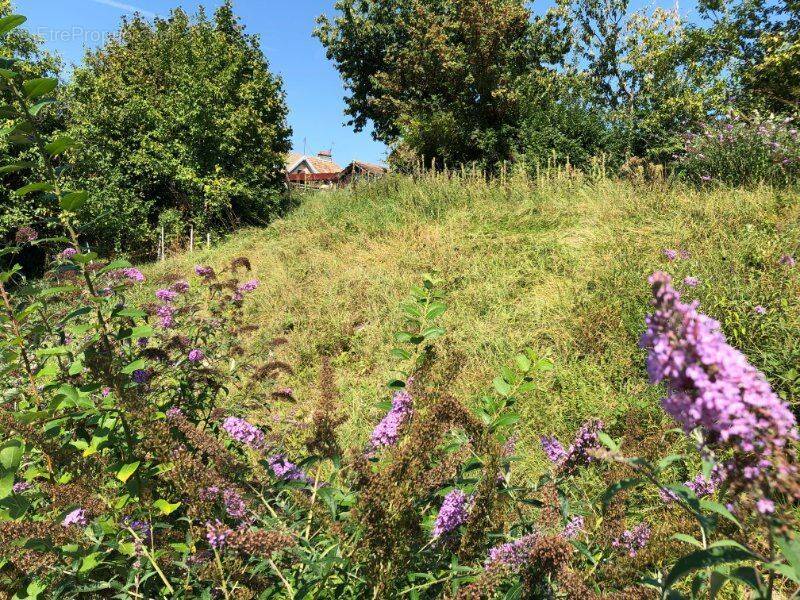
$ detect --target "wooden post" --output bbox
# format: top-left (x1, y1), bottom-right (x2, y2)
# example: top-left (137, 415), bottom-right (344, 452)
top-left (160, 226), bottom-right (165, 261)
top-left (189, 225), bottom-right (194, 253)
top-left (206, 233), bottom-right (211, 250)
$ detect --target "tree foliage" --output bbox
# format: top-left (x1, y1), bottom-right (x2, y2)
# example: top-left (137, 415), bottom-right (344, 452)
top-left (0, 0), bottom-right (61, 258)
top-left (316, 0), bottom-right (566, 166)
top-left (64, 1), bottom-right (291, 255)
top-left (318, 0), bottom-right (798, 172)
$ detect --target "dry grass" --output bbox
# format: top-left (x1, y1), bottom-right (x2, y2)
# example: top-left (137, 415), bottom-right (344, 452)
top-left (140, 173), bottom-right (800, 478)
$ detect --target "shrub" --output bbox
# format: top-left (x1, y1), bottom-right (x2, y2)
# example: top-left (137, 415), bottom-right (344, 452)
top-left (63, 1), bottom-right (291, 256)
top-left (678, 113), bottom-right (800, 186)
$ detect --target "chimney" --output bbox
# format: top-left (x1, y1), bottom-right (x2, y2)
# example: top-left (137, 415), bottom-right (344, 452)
top-left (317, 150), bottom-right (333, 161)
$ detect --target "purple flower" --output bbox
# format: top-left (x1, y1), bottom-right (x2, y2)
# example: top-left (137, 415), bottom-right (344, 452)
top-left (123, 517), bottom-right (152, 540)
top-left (205, 520), bottom-right (232, 550)
top-left (756, 498), bottom-right (775, 515)
top-left (267, 454), bottom-right (310, 483)
top-left (679, 250), bottom-right (691, 260)
top-left (486, 533), bottom-right (539, 570)
top-left (700, 175), bottom-right (712, 182)
top-left (223, 417), bottom-right (265, 449)
top-left (188, 348), bottom-right (205, 363)
top-left (370, 390), bottom-right (413, 449)
top-left (563, 516), bottom-right (584, 540)
top-left (640, 273), bottom-right (797, 485)
top-left (684, 471), bottom-right (720, 498)
top-left (155, 289), bottom-right (179, 303)
top-left (132, 369), bottom-right (150, 384)
top-left (166, 406), bottom-right (184, 420)
top-left (612, 523), bottom-right (650, 557)
top-left (59, 247), bottom-right (78, 259)
top-left (754, 305), bottom-right (767, 315)
top-left (663, 249), bottom-right (678, 261)
top-left (780, 254), bottom-right (796, 268)
top-left (223, 489), bottom-right (248, 520)
top-left (157, 304), bottom-right (175, 329)
top-left (540, 435), bottom-right (567, 464)
top-left (117, 268), bottom-right (144, 282)
top-left (541, 420), bottom-right (604, 471)
top-left (12, 482), bottom-right (32, 494)
top-left (237, 279), bottom-right (259, 294)
top-left (101, 387), bottom-right (111, 397)
top-left (432, 489), bottom-right (470, 539)
top-left (170, 280), bottom-right (190, 293)
top-left (683, 276), bottom-right (699, 288)
top-left (195, 265), bottom-right (215, 278)
top-left (62, 508), bottom-right (88, 527)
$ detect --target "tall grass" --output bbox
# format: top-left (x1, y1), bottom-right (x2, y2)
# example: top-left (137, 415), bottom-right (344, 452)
top-left (142, 172), bottom-right (800, 477)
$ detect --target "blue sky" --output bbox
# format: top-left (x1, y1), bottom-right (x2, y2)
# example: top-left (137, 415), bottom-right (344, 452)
top-left (14, 0), bottom-right (390, 165)
top-left (13, 0), bottom-right (700, 166)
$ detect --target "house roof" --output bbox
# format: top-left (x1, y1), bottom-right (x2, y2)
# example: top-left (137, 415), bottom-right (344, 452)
top-left (285, 152), bottom-right (342, 175)
top-left (341, 160), bottom-right (388, 177)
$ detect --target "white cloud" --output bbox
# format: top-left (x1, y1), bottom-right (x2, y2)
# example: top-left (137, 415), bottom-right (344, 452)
top-left (88, 0), bottom-right (158, 19)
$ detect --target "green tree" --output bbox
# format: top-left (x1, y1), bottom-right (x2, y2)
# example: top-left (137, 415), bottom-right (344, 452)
top-left (558, 0), bottom-right (728, 160)
top-left (316, 0), bottom-right (565, 167)
top-left (0, 0), bottom-right (61, 258)
top-left (64, 1), bottom-right (291, 255)
top-left (695, 0), bottom-right (800, 112)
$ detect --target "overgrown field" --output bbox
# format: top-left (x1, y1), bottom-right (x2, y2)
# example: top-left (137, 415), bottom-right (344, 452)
top-left (142, 173), bottom-right (800, 478)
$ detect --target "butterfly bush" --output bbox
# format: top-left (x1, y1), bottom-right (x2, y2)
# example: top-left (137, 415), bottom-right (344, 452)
top-left (223, 416), bottom-right (266, 449)
top-left (640, 272), bottom-right (798, 490)
top-left (611, 523), bottom-right (651, 557)
top-left (486, 533), bottom-right (539, 570)
top-left (679, 114), bottom-right (800, 186)
top-left (432, 489), bottom-right (470, 538)
top-left (540, 419), bottom-right (604, 473)
top-left (370, 389), bottom-right (413, 449)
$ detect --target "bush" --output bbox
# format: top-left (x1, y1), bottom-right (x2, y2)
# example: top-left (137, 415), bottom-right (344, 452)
top-left (63, 1), bottom-right (291, 256)
top-left (678, 114), bottom-right (800, 187)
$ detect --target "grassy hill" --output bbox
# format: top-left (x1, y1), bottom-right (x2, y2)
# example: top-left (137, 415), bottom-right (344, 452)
top-left (142, 172), bottom-right (800, 478)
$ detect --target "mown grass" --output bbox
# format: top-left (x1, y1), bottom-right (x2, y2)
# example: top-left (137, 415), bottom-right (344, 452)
top-left (140, 172), bottom-right (800, 480)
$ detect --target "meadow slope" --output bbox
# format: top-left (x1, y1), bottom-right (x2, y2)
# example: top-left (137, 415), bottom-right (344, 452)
top-left (142, 173), bottom-right (800, 479)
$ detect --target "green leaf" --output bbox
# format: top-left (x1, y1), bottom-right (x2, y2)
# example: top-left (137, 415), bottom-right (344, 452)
top-left (0, 161), bottom-right (34, 174)
top-left (15, 182), bottom-right (53, 197)
top-left (44, 136), bottom-right (76, 156)
top-left (0, 440), bottom-right (23, 470)
top-left (493, 376), bottom-right (512, 396)
top-left (79, 552), bottom-right (102, 573)
top-left (514, 353), bottom-right (531, 372)
top-left (0, 15), bottom-right (26, 37)
top-left (425, 302), bottom-right (447, 320)
top-left (726, 567), bottom-right (766, 595)
top-left (597, 431), bottom-right (618, 451)
top-left (491, 414), bottom-right (520, 429)
top-left (657, 454), bottom-right (685, 471)
top-left (60, 191), bottom-right (88, 212)
top-left (699, 500), bottom-right (741, 528)
top-left (764, 561), bottom-right (800, 584)
top-left (153, 499), bottom-right (181, 515)
top-left (0, 470), bottom-right (12, 499)
top-left (664, 546), bottom-right (754, 589)
top-left (121, 359), bottom-right (145, 375)
top-left (22, 77), bottom-right (57, 99)
top-left (671, 533), bottom-right (704, 548)
top-left (116, 461), bottom-right (140, 483)
top-left (29, 99), bottom-right (55, 116)
top-left (421, 326), bottom-right (445, 340)
top-left (776, 536), bottom-right (800, 582)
